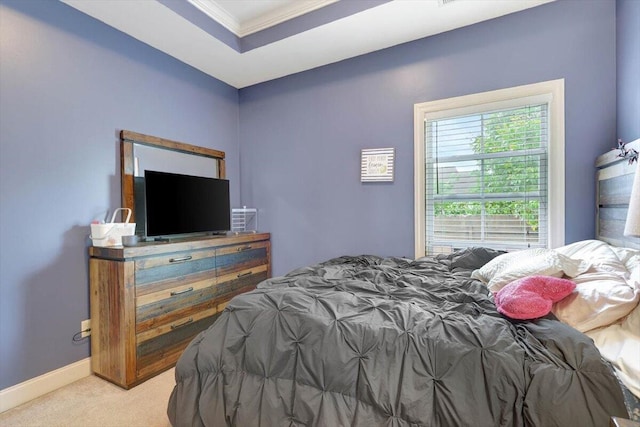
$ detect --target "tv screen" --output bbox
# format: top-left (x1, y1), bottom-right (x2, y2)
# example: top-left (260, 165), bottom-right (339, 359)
top-left (144, 170), bottom-right (230, 238)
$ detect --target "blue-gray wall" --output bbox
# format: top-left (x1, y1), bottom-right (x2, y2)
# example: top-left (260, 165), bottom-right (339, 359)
top-left (617, 0), bottom-right (640, 142)
top-left (239, 0), bottom-right (618, 276)
top-left (0, 0), bottom-right (239, 389)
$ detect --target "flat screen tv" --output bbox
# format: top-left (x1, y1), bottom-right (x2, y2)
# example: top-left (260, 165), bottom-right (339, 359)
top-left (144, 170), bottom-right (230, 238)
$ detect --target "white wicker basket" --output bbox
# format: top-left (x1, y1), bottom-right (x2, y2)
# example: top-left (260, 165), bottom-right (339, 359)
top-left (90, 208), bottom-right (136, 247)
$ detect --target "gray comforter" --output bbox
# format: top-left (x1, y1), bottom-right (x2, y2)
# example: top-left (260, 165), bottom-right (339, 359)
top-left (167, 249), bottom-right (628, 426)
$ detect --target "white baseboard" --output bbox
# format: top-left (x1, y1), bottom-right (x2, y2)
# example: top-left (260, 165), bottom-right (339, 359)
top-left (0, 357), bottom-right (91, 413)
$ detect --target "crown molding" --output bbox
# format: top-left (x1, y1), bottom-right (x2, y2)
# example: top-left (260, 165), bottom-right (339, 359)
top-left (187, 0), bottom-right (241, 34)
top-left (187, 0), bottom-right (338, 38)
top-left (240, 0), bottom-right (338, 37)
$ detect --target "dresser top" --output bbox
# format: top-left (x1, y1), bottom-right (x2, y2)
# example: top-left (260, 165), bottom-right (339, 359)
top-left (89, 232), bottom-right (270, 260)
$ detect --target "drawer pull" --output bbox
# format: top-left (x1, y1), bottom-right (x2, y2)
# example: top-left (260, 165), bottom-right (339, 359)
top-left (237, 271), bottom-right (252, 278)
top-left (236, 245), bottom-right (252, 252)
top-left (170, 318), bottom-right (193, 330)
top-left (170, 287), bottom-right (193, 296)
top-left (169, 256), bottom-right (192, 263)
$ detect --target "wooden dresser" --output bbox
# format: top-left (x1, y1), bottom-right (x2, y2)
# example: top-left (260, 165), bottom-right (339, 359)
top-left (89, 232), bottom-right (271, 388)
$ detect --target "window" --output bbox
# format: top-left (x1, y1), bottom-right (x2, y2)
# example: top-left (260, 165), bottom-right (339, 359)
top-left (414, 80), bottom-right (565, 257)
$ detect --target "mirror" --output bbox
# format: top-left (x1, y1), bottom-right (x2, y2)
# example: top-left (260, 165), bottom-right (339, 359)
top-left (120, 130), bottom-right (226, 232)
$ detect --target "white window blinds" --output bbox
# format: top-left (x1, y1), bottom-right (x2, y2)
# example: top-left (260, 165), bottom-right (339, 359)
top-left (424, 103), bottom-right (549, 254)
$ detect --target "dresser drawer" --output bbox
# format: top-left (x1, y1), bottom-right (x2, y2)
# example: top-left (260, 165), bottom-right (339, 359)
top-left (134, 248), bottom-right (217, 289)
top-left (215, 241), bottom-right (269, 276)
top-left (217, 264), bottom-right (269, 297)
top-left (135, 307), bottom-right (226, 379)
top-left (135, 274), bottom-right (218, 333)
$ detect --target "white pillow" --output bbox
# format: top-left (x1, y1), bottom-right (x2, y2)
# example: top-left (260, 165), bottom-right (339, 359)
top-left (552, 242), bottom-right (639, 332)
top-left (553, 269), bottom-right (639, 332)
top-left (555, 240), bottom-right (630, 274)
top-left (471, 248), bottom-right (589, 293)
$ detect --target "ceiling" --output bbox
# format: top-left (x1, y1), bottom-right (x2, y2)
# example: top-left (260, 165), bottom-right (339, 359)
top-left (60, 0), bottom-right (554, 89)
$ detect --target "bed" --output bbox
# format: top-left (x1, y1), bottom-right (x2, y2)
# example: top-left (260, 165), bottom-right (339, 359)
top-left (168, 143), bottom-right (640, 426)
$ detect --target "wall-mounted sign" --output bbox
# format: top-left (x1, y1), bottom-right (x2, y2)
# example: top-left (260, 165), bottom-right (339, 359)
top-left (361, 148), bottom-right (395, 182)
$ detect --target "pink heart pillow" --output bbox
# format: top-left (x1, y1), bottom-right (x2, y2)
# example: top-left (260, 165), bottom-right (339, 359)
top-left (494, 275), bottom-right (576, 320)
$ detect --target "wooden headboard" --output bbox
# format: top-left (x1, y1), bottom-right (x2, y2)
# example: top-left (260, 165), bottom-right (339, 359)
top-left (595, 138), bottom-right (640, 249)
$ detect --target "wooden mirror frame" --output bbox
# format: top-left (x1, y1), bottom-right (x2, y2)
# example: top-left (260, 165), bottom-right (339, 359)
top-left (120, 130), bottom-right (226, 223)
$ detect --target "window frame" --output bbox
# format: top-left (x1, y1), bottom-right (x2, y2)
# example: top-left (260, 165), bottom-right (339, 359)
top-left (413, 80), bottom-right (565, 258)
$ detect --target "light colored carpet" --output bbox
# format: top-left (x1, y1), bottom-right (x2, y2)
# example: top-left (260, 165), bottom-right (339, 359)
top-left (0, 368), bottom-right (175, 427)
